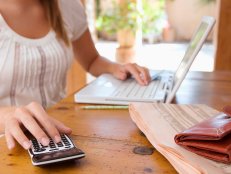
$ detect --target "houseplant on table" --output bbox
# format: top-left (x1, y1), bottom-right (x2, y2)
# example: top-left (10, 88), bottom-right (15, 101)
top-left (96, 0), bottom-right (142, 63)
top-left (96, 0), bottom-right (166, 63)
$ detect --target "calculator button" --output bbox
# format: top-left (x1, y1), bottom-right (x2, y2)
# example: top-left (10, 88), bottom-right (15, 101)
top-left (34, 148), bottom-right (46, 153)
top-left (49, 143), bottom-right (56, 148)
top-left (65, 146), bottom-right (71, 149)
top-left (64, 142), bottom-right (71, 146)
top-left (30, 135), bottom-right (75, 155)
top-left (49, 148), bottom-right (59, 152)
top-left (57, 142), bottom-right (64, 147)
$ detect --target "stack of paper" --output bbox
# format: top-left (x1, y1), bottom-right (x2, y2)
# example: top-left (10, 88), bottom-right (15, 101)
top-left (129, 103), bottom-right (231, 174)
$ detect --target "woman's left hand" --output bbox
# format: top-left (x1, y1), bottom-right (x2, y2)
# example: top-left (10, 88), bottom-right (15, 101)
top-left (111, 63), bottom-right (151, 86)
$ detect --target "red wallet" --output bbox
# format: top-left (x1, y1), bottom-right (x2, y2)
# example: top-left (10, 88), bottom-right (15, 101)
top-left (174, 105), bottom-right (231, 164)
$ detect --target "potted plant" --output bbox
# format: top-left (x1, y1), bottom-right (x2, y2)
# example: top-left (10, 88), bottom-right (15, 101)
top-left (96, 0), bottom-right (141, 47)
top-left (96, 0), bottom-right (142, 63)
top-left (96, 0), bottom-right (167, 63)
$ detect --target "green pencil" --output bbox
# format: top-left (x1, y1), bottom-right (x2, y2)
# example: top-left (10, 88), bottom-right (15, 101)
top-left (80, 105), bottom-right (129, 110)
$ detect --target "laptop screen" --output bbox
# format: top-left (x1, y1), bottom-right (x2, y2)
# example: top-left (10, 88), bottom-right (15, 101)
top-left (173, 22), bottom-right (209, 86)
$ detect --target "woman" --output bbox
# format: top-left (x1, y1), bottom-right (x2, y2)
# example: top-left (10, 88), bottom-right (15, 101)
top-left (0, 0), bottom-right (151, 150)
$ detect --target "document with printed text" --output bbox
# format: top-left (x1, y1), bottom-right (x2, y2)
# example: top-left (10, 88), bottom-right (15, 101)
top-left (129, 103), bottom-right (231, 174)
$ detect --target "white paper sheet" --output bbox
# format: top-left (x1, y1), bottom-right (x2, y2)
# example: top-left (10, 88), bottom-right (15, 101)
top-left (129, 103), bottom-right (231, 174)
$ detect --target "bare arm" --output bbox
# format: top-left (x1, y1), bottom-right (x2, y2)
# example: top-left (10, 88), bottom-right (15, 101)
top-left (72, 29), bottom-right (151, 85)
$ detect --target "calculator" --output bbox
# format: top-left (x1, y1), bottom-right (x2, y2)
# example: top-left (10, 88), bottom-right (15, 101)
top-left (28, 134), bottom-right (85, 166)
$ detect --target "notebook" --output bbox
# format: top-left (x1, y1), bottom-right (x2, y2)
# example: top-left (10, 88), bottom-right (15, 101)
top-left (74, 16), bottom-right (215, 105)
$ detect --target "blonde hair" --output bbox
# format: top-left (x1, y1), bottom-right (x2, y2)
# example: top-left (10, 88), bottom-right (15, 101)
top-left (41, 0), bottom-right (70, 46)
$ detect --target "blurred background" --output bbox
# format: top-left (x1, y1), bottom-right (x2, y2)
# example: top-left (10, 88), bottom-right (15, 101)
top-left (68, 0), bottom-right (221, 94)
top-left (86, 0), bottom-right (216, 70)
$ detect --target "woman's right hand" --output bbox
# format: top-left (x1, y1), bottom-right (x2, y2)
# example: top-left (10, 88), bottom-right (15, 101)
top-left (3, 102), bottom-right (72, 150)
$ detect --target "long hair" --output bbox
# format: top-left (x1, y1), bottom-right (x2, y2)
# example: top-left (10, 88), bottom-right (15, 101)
top-left (41, 0), bottom-right (70, 46)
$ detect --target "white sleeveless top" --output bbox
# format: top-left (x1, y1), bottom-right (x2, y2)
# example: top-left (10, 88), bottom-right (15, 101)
top-left (0, 0), bottom-right (87, 108)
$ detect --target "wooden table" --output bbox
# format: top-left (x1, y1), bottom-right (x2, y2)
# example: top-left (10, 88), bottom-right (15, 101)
top-left (1, 71), bottom-right (231, 174)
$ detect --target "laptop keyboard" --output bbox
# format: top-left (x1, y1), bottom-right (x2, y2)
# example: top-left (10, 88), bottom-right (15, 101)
top-left (111, 78), bottom-right (163, 99)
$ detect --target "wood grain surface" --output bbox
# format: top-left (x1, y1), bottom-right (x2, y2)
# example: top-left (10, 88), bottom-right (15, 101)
top-left (1, 71), bottom-right (231, 173)
top-left (214, 0), bottom-right (231, 70)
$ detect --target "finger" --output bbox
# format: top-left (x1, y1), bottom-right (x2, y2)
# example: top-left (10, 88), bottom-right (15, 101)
top-left (124, 63), bottom-right (145, 85)
top-left (7, 118), bottom-right (31, 150)
top-left (116, 70), bottom-right (128, 80)
top-left (136, 66), bottom-right (151, 85)
top-left (51, 118), bottom-right (72, 135)
top-left (5, 128), bottom-right (15, 150)
top-left (15, 107), bottom-right (50, 146)
top-left (26, 102), bottom-right (61, 143)
top-left (112, 65), bottom-right (128, 80)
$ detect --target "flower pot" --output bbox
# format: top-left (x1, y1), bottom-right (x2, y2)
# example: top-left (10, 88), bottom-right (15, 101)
top-left (115, 29), bottom-right (138, 64)
top-left (117, 29), bottom-right (136, 48)
top-left (116, 46), bottom-right (136, 64)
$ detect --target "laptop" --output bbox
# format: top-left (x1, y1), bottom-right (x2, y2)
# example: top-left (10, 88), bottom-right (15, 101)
top-left (74, 16), bottom-right (215, 105)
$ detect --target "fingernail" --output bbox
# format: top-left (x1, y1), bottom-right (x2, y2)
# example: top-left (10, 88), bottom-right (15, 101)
top-left (66, 127), bottom-right (72, 132)
top-left (54, 135), bottom-right (61, 143)
top-left (8, 143), bottom-right (14, 150)
top-left (23, 141), bottom-right (31, 149)
top-left (67, 128), bottom-right (72, 133)
top-left (41, 137), bottom-right (50, 146)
